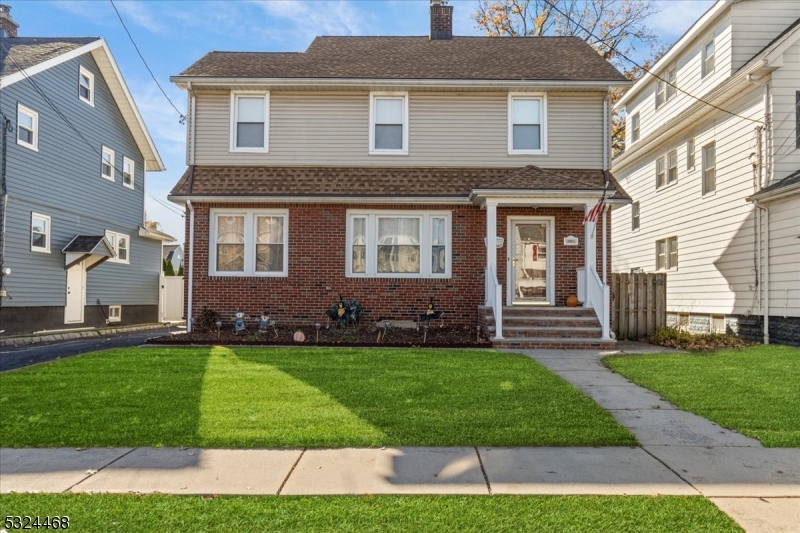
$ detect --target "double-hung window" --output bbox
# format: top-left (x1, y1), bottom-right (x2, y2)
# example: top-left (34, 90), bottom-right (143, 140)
top-left (122, 157), bottom-right (134, 189)
top-left (631, 113), bottom-right (640, 143)
top-left (101, 146), bottom-right (114, 181)
top-left (231, 92), bottom-right (269, 152)
top-left (17, 104), bottom-right (38, 151)
top-left (369, 93), bottom-right (408, 154)
top-left (347, 210), bottom-right (451, 278)
top-left (656, 156), bottom-right (666, 188)
top-left (656, 237), bottom-right (678, 270)
top-left (31, 213), bottom-right (51, 253)
top-left (656, 79), bottom-right (666, 108)
top-left (702, 142), bottom-right (716, 194)
top-left (210, 209), bottom-right (288, 276)
top-left (79, 66), bottom-right (94, 106)
top-left (702, 39), bottom-right (715, 78)
top-left (667, 150), bottom-right (678, 184)
top-left (105, 230), bottom-right (130, 264)
top-left (687, 139), bottom-right (695, 169)
top-left (631, 202), bottom-right (640, 231)
top-left (665, 64), bottom-right (677, 101)
top-left (508, 94), bottom-right (546, 153)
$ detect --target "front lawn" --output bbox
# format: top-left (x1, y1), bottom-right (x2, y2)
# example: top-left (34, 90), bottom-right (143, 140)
top-left (0, 494), bottom-right (741, 533)
top-left (0, 347), bottom-right (636, 448)
top-left (605, 345), bottom-right (800, 447)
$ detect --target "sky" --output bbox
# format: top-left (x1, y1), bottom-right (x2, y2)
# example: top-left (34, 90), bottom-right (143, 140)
top-left (12, 0), bottom-right (714, 242)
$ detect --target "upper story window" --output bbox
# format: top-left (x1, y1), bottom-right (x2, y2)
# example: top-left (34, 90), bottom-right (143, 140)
top-left (210, 209), bottom-right (288, 276)
top-left (79, 66), bottom-right (94, 106)
top-left (31, 213), bottom-right (51, 253)
top-left (346, 210), bottom-right (451, 279)
top-left (105, 230), bottom-right (130, 264)
top-left (17, 104), bottom-right (38, 151)
top-left (702, 39), bottom-right (715, 78)
top-left (702, 142), bottom-right (716, 195)
top-left (101, 146), bottom-right (115, 181)
top-left (656, 79), bottom-right (666, 108)
top-left (631, 113), bottom-right (640, 143)
top-left (656, 156), bottom-right (666, 188)
top-left (369, 92), bottom-right (408, 154)
top-left (230, 92), bottom-right (269, 152)
top-left (795, 91), bottom-right (799, 149)
top-left (508, 94), bottom-right (546, 154)
top-left (667, 150), bottom-right (678, 184)
top-left (631, 202), bottom-right (640, 231)
top-left (122, 157), bottom-right (134, 189)
top-left (687, 139), bottom-right (695, 169)
top-left (656, 236), bottom-right (678, 270)
top-left (665, 64), bottom-right (677, 101)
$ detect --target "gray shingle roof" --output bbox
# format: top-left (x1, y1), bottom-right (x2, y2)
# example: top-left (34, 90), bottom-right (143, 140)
top-left (170, 165), bottom-right (629, 200)
top-left (754, 169), bottom-right (800, 195)
top-left (0, 37), bottom-right (99, 77)
top-left (177, 36), bottom-right (626, 82)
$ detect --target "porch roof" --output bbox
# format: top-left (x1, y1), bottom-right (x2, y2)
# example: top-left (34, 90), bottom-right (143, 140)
top-left (168, 165), bottom-right (629, 202)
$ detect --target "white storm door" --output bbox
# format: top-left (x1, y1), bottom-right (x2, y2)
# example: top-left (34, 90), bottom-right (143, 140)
top-left (65, 262), bottom-right (86, 324)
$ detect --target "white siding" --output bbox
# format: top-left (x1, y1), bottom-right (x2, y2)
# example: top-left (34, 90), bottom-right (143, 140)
top-left (193, 90), bottom-right (605, 168)
top-left (769, 37), bottom-right (800, 182)
top-left (765, 196), bottom-right (800, 317)
top-left (730, 1), bottom-right (800, 70)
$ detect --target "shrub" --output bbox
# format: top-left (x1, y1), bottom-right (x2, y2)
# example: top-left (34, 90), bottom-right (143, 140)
top-left (647, 326), bottom-right (749, 351)
top-left (196, 307), bottom-right (221, 333)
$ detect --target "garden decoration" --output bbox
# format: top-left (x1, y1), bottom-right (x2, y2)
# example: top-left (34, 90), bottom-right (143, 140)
top-left (215, 320), bottom-right (222, 339)
top-left (234, 309), bottom-right (246, 335)
top-left (418, 297), bottom-right (444, 328)
top-left (314, 323), bottom-right (322, 342)
top-left (325, 295), bottom-right (362, 329)
top-left (293, 331), bottom-right (306, 342)
top-left (258, 309), bottom-right (278, 338)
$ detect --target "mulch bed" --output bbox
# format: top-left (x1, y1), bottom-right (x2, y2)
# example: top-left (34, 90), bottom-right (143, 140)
top-left (148, 324), bottom-right (492, 348)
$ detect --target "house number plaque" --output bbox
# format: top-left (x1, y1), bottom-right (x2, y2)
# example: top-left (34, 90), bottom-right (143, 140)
top-left (563, 236), bottom-right (579, 246)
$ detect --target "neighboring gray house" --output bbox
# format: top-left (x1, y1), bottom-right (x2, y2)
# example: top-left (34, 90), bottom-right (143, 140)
top-left (0, 6), bottom-right (169, 335)
top-left (162, 244), bottom-right (183, 272)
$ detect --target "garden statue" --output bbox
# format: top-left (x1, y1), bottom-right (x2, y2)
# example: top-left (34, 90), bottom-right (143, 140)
top-left (234, 309), bottom-right (246, 335)
top-left (326, 295), bottom-right (362, 329)
top-left (419, 297), bottom-right (443, 324)
top-left (258, 309), bottom-right (278, 338)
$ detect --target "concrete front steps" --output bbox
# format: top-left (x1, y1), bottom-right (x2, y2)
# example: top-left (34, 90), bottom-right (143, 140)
top-left (480, 306), bottom-right (616, 350)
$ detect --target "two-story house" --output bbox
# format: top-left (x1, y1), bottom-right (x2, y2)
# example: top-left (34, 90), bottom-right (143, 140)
top-left (0, 5), bottom-right (170, 335)
top-left (168, 1), bottom-right (632, 348)
top-left (611, 0), bottom-right (800, 346)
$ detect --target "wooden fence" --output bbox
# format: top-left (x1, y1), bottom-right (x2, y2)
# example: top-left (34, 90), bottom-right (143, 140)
top-left (611, 272), bottom-right (667, 340)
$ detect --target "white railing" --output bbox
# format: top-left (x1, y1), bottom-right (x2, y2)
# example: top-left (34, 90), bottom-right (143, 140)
top-left (576, 267), bottom-right (586, 304)
top-left (486, 264), bottom-right (503, 339)
top-left (584, 266), bottom-right (612, 340)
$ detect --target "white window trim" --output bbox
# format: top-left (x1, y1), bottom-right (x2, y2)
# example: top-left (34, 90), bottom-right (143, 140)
top-left (31, 212), bottom-right (51, 253)
top-left (667, 149), bottom-right (678, 185)
top-left (686, 139), bottom-right (695, 170)
top-left (368, 92), bottom-right (409, 155)
top-left (508, 93), bottom-right (548, 155)
top-left (108, 305), bottom-right (122, 323)
top-left (631, 201), bottom-right (640, 232)
top-left (229, 91), bottom-right (269, 153)
top-left (656, 236), bottom-right (678, 271)
top-left (631, 112), bottom-right (640, 144)
top-left (105, 230), bottom-right (130, 264)
top-left (101, 146), bottom-right (115, 182)
top-left (345, 209), bottom-right (452, 279)
top-left (17, 104), bottom-right (39, 151)
top-left (702, 142), bottom-right (716, 196)
top-left (122, 156), bottom-right (135, 189)
top-left (702, 39), bottom-right (715, 79)
top-left (209, 208), bottom-right (289, 277)
top-left (79, 65), bottom-right (95, 106)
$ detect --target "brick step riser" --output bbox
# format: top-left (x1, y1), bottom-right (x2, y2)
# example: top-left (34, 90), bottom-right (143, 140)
top-left (497, 310), bottom-right (597, 318)
top-left (483, 318), bottom-right (600, 328)
top-left (493, 340), bottom-right (617, 350)
top-left (490, 328), bottom-right (602, 339)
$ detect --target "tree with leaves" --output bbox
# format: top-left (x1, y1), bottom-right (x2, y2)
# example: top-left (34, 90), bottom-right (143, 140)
top-left (474, 0), bottom-right (662, 155)
top-left (163, 258), bottom-right (175, 276)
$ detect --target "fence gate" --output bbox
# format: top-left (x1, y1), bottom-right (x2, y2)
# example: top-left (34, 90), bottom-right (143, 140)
top-left (159, 274), bottom-right (184, 322)
top-left (611, 272), bottom-right (667, 340)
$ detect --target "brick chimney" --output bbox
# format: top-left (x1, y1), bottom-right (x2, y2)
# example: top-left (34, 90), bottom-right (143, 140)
top-left (430, 0), bottom-right (452, 41)
top-left (0, 5), bottom-right (18, 38)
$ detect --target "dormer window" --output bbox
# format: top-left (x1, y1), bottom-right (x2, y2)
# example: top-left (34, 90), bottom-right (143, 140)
top-left (702, 39), bottom-right (715, 78)
top-left (79, 66), bottom-right (94, 106)
top-left (369, 93), bottom-right (408, 154)
top-left (230, 92), bottom-right (269, 152)
top-left (508, 93), bottom-right (547, 154)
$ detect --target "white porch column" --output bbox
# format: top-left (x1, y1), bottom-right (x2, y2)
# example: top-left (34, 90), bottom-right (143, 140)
top-left (584, 204), bottom-right (597, 307)
top-left (485, 202), bottom-right (498, 305)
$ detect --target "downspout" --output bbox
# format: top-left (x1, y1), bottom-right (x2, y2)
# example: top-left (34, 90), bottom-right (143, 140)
top-left (187, 82), bottom-right (196, 166)
top-left (603, 91), bottom-right (610, 171)
top-left (754, 200), bottom-right (770, 345)
top-left (0, 116), bottom-right (9, 311)
top-left (602, 204), bottom-right (608, 284)
top-left (186, 200), bottom-right (195, 332)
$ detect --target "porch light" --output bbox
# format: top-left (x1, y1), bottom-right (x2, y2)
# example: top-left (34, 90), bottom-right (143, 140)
top-left (483, 236), bottom-right (504, 248)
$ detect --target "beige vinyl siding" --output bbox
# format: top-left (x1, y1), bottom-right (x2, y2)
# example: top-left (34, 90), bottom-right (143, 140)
top-left (766, 196), bottom-right (800, 316)
top-left (193, 90), bottom-right (604, 167)
top-left (770, 37), bottom-right (800, 182)
top-left (730, 1), bottom-right (800, 71)
top-left (612, 86), bottom-right (765, 316)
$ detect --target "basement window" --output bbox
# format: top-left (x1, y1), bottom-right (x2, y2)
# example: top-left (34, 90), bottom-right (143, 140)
top-left (108, 305), bottom-right (121, 323)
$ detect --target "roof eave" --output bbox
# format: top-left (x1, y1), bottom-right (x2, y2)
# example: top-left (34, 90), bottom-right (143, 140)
top-left (746, 181), bottom-right (800, 203)
top-left (167, 194), bottom-right (472, 205)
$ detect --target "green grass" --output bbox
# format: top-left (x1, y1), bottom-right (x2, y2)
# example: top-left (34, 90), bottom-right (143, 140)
top-left (0, 494), bottom-right (741, 533)
top-left (605, 344), bottom-right (800, 447)
top-left (0, 347), bottom-right (636, 448)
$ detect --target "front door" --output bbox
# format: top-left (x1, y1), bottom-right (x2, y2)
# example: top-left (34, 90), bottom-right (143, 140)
top-left (65, 262), bottom-right (85, 324)
top-left (509, 219), bottom-right (553, 305)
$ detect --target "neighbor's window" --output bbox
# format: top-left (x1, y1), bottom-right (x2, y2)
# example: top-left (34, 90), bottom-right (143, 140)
top-left (656, 156), bottom-right (666, 188)
top-left (31, 213), bottom-right (51, 253)
top-left (631, 202), bottom-right (640, 231)
top-left (667, 150), bottom-right (678, 184)
top-left (105, 230), bottom-right (130, 264)
top-left (79, 66), bottom-right (94, 106)
top-left (666, 64), bottom-right (677, 101)
top-left (17, 104), bottom-right (38, 151)
top-left (702, 39), bottom-right (715, 78)
top-left (703, 142), bottom-right (716, 195)
top-left (122, 157), bottom-right (134, 189)
top-left (101, 146), bottom-right (115, 181)
top-left (656, 79), bottom-right (666, 108)
top-left (509, 94), bottom-right (546, 153)
top-left (687, 139), bottom-right (695, 169)
top-left (210, 209), bottom-right (288, 276)
top-left (656, 237), bottom-right (678, 270)
top-left (346, 211), bottom-right (451, 278)
top-left (370, 93), bottom-right (408, 154)
top-left (108, 305), bottom-right (121, 322)
top-left (631, 113), bottom-right (640, 143)
top-left (231, 92), bottom-right (269, 151)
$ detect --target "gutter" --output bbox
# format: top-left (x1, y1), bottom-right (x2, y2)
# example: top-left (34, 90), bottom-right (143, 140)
top-left (186, 200), bottom-right (195, 333)
top-left (746, 181), bottom-right (800, 202)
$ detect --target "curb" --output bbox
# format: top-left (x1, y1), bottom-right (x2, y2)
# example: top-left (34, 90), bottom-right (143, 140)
top-left (0, 323), bottom-right (183, 348)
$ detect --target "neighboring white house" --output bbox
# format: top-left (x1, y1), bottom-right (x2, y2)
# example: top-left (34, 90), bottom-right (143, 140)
top-left (611, 0), bottom-right (800, 346)
top-left (163, 244), bottom-right (184, 272)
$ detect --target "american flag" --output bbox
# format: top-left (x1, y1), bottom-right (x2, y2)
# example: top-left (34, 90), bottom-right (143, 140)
top-left (584, 180), bottom-right (610, 225)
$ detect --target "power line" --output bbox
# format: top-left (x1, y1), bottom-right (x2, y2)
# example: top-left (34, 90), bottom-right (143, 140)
top-left (149, 194), bottom-right (185, 217)
top-left (109, 0), bottom-right (186, 124)
top-left (770, 98), bottom-right (800, 162)
top-left (539, 0), bottom-right (764, 125)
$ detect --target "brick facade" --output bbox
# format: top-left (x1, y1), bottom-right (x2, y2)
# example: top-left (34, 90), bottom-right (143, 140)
top-left (185, 203), bottom-right (610, 327)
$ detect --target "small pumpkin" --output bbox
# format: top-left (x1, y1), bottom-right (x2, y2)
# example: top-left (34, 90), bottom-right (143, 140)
top-left (293, 331), bottom-right (306, 342)
top-left (566, 295), bottom-right (579, 307)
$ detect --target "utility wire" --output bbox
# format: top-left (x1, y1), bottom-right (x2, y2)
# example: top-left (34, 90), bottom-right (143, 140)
top-left (109, 0), bottom-right (186, 124)
top-left (770, 97), bottom-right (800, 162)
top-left (149, 193), bottom-right (185, 217)
top-left (540, 0), bottom-right (764, 125)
